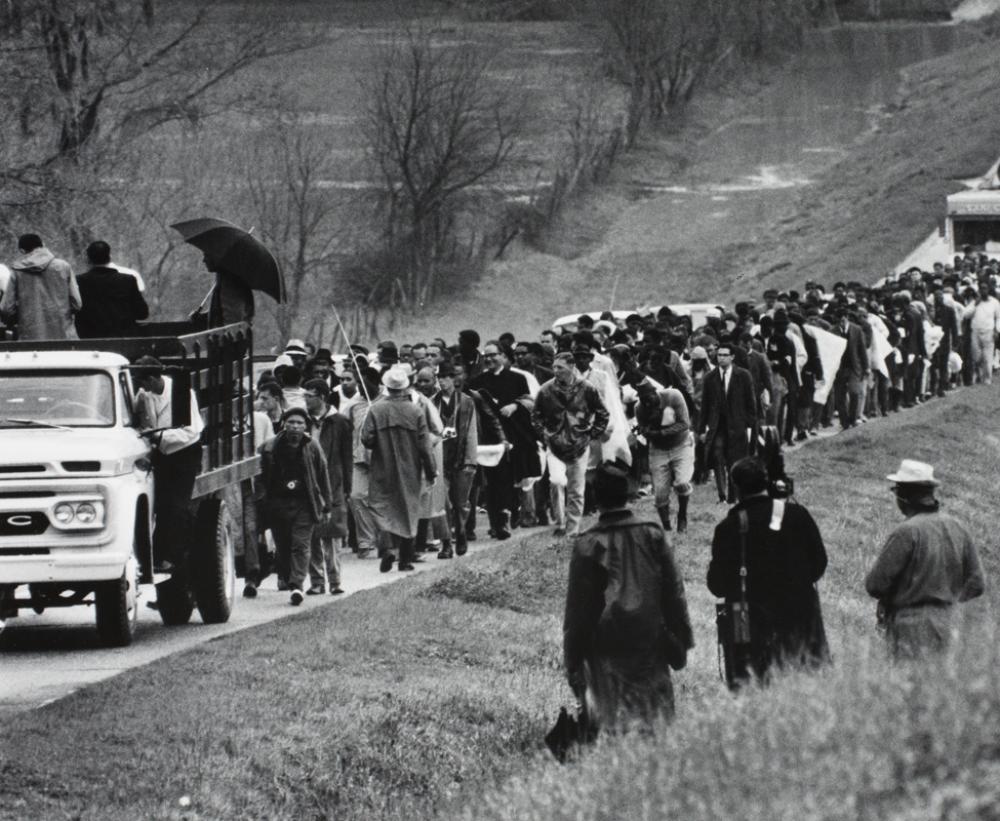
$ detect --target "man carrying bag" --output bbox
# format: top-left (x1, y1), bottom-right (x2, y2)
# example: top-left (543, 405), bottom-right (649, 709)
top-left (708, 457), bottom-right (828, 689)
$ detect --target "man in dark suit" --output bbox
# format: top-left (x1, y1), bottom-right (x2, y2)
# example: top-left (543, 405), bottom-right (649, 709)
top-left (75, 241), bottom-right (149, 338)
top-left (832, 308), bottom-right (869, 429)
top-left (930, 288), bottom-right (960, 397)
top-left (699, 340), bottom-right (757, 503)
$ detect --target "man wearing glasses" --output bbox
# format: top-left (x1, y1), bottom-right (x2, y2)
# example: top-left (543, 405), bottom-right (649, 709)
top-left (698, 341), bottom-right (757, 504)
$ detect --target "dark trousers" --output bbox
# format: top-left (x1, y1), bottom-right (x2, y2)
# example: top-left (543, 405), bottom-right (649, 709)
top-left (834, 370), bottom-right (863, 427)
top-left (484, 455), bottom-right (515, 534)
top-left (930, 343), bottom-right (951, 396)
top-left (151, 444), bottom-right (202, 566)
top-left (387, 532), bottom-right (416, 565)
top-left (269, 498), bottom-right (314, 592)
top-left (903, 356), bottom-right (924, 404)
top-left (445, 467), bottom-right (474, 548)
top-left (712, 434), bottom-right (733, 502)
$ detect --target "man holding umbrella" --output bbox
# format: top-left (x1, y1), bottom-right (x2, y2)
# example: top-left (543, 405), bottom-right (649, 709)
top-left (172, 218), bottom-right (284, 328)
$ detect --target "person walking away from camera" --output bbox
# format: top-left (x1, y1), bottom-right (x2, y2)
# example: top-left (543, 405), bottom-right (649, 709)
top-left (74, 241), bottom-right (149, 339)
top-left (699, 341), bottom-right (757, 503)
top-left (303, 379), bottom-right (352, 596)
top-left (962, 281), bottom-right (1000, 386)
top-left (634, 366), bottom-right (694, 534)
top-left (0, 233), bottom-right (80, 340)
top-left (361, 368), bottom-right (436, 572)
top-left (259, 407), bottom-right (332, 605)
top-left (133, 356), bottom-right (205, 576)
top-left (563, 463), bottom-right (693, 731)
top-left (532, 353), bottom-right (609, 537)
top-left (707, 457), bottom-right (828, 687)
top-left (433, 362), bottom-right (478, 558)
top-left (865, 460), bottom-right (984, 660)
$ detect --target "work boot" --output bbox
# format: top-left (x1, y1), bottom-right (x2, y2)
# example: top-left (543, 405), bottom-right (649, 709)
top-left (495, 509), bottom-right (512, 540)
top-left (438, 539), bottom-right (453, 559)
top-left (676, 495), bottom-right (689, 534)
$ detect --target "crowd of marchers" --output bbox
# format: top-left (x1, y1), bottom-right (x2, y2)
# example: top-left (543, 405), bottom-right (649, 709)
top-left (0, 231), bottom-right (992, 729)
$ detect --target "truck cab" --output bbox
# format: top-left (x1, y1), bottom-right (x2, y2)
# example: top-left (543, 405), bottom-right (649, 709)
top-left (0, 323), bottom-right (257, 646)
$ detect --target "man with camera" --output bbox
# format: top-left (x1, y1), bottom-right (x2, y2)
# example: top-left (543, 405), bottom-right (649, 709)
top-left (707, 457), bottom-right (828, 688)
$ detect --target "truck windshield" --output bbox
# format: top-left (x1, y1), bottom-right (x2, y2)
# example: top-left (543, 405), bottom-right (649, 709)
top-left (0, 370), bottom-right (115, 428)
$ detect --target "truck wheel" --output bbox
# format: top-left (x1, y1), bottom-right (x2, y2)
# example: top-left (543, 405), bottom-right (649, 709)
top-left (95, 553), bottom-right (139, 647)
top-left (194, 498), bottom-right (236, 624)
top-left (156, 574), bottom-right (194, 626)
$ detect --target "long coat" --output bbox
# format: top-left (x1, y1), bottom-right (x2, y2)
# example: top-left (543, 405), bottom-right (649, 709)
top-left (700, 365), bottom-right (757, 465)
top-left (360, 395), bottom-right (435, 538)
top-left (564, 509), bottom-right (693, 728)
top-left (0, 248), bottom-right (81, 340)
top-left (707, 495), bottom-right (828, 678)
top-left (434, 389), bottom-right (479, 476)
top-left (312, 407), bottom-right (353, 538)
top-left (470, 367), bottom-right (540, 481)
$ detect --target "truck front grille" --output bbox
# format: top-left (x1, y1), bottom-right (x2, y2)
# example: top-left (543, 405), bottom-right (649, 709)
top-left (0, 512), bottom-right (49, 535)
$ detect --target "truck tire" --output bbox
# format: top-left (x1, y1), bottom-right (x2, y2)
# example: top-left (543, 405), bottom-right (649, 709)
top-left (95, 552), bottom-right (139, 647)
top-left (156, 574), bottom-right (194, 626)
top-left (194, 498), bottom-right (235, 624)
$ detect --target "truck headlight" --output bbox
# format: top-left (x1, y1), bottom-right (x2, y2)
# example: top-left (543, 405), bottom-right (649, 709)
top-left (75, 503), bottom-right (97, 524)
top-left (54, 503), bottom-right (75, 524)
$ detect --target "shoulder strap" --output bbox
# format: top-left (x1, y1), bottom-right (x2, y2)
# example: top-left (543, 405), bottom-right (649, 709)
top-left (738, 510), bottom-right (749, 609)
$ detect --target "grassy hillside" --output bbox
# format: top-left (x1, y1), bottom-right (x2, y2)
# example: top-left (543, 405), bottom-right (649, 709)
top-left (2, 384), bottom-right (998, 820)
top-left (388, 25), bottom-right (999, 345)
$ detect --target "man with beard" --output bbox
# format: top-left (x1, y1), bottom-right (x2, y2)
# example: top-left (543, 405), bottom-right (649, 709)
top-left (433, 362), bottom-right (479, 557)
top-left (259, 407), bottom-right (333, 605)
top-left (470, 341), bottom-right (539, 539)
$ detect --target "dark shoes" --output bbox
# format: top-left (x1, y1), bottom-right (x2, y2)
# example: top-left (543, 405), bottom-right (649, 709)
top-left (242, 582), bottom-right (258, 599)
top-left (330, 587), bottom-right (344, 596)
top-left (495, 510), bottom-right (512, 540)
top-left (380, 554), bottom-right (395, 573)
top-left (398, 563), bottom-right (416, 572)
top-left (289, 589), bottom-right (304, 606)
top-left (306, 586), bottom-right (325, 596)
top-left (553, 527), bottom-right (567, 537)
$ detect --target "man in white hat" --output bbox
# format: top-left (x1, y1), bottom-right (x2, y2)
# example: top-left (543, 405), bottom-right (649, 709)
top-left (361, 367), bottom-right (437, 572)
top-left (865, 460), bottom-right (985, 660)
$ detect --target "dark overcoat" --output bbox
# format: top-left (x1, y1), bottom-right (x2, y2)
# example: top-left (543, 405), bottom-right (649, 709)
top-left (707, 495), bottom-right (828, 677)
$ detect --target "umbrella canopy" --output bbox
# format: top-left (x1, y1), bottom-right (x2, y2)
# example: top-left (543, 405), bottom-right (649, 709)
top-left (172, 217), bottom-right (285, 303)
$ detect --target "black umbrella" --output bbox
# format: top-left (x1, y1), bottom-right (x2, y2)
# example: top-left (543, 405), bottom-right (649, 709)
top-left (171, 217), bottom-right (285, 303)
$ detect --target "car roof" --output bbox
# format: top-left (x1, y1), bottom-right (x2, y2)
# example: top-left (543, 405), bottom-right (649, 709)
top-left (0, 350), bottom-right (129, 369)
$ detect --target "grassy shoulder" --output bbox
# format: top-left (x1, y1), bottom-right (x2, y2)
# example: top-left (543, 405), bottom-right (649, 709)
top-left (451, 384), bottom-right (1000, 821)
top-left (4, 385), bottom-right (999, 819)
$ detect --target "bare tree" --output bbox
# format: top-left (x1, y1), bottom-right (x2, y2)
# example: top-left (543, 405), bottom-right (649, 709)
top-left (241, 115), bottom-right (346, 343)
top-left (593, 0), bottom-right (813, 144)
top-left (360, 24), bottom-right (522, 312)
top-left (0, 1), bottom-right (321, 223)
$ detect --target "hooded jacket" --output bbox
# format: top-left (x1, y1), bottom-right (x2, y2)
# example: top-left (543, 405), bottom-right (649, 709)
top-left (0, 248), bottom-right (81, 340)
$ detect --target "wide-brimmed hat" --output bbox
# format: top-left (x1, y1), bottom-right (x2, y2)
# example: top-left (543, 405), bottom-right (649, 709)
top-left (381, 367), bottom-right (410, 391)
top-left (886, 459), bottom-right (939, 487)
top-left (273, 353), bottom-right (295, 370)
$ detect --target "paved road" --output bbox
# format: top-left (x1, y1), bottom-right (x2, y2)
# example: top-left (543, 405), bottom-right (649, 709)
top-left (0, 533), bottom-right (538, 717)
